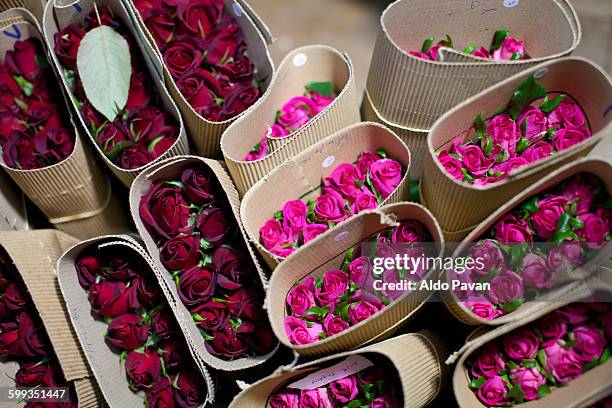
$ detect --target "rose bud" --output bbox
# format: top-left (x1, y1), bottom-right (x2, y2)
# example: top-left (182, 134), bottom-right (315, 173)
top-left (322, 162), bottom-right (360, 203)
top-left (572, 325), bottom-right (607, 362)
top-left (178, 265), bottom-right (216, 306)
top-left (476, 376), bottom-right (509, 406)
top-left (17, 312), bottom-right (48, 357)
top-left (211, 245), bottom-right (254, 289)
top-left (392, 220), bottom-right (426, 244)
top-left (300, 389), bottom-right (333, 408)
top-left (97, 121), bottom-right (130, 154)
top-left (53, 24), bottom-right (85, 69)
top-left (143, 8), bottom-right (175, 48)
top-left (83, 4), bottom-right (119, 30)
top-left (548, 98), bottom-right (587, 129)
top-left (284, 316), bottom-right (323, 345)
top-left (286, 276), bottom-right (315, 317)
top-left (578, 209), bottom-right (610, 249)
top-left (470, 343), bottom-right (505, 379)
top-left (203, 16), bottom-right (242, 66)
top-left (303, 223), bottom-right (328, 244)
top-left (117, 144), bottom-right (152, 170)
top-left (488, 269), bottom-right (524, 306)
top-left (314, 188), bottom-right (347, 224)
top-left (219, 83), bottom-right (260, 120)
top-left (469, 239), bottom-right (505, 277)
top-left (177, 0), bottom-right (223, 39)
top-left (126, 72), bottom-right (152, 110)
top-left (88, 279), bottom-right (132, 318)
top-left (225, 287), bottom-right (266, 322)
top-left (277, 96), bottom-right (316, 131)
top-left (125, 348), bottom-right (162, 390)
top-left (351, 190), bottom-right (378, 215)
top-left (348, 299), bottom-right (380, 325)
top-left (80, 101), bottom-right (105, 131)
top-left (348, 256), bottom-right (374, 291)
top-left (163, 38), bottom-right (203, 78)
top-left (486, 114), bottom-right (519, 159)
top-left (0, 64), bottom-right (22, 97)
top-left (107, 256), bottom-right (140, 281)
top-left (330, 375), bottom-right (358, 403)
top-left (259, 219), bottom-right (290, 251)
top-left (370, 159), bottom-right (403, 199)
top-left (151, 306), bottom-right (179, 340)
top-left (323, 314), bottom-right (349, 337)
top-left (493, 214), bottom-right (533, 243)
top-left (3, 132), bottom-right (38, 170)
top-left (535, 312), bottom-right (568, 346)
top-left (175, 69), bottom-right (224, 119)
top-left (217, 54), bottom-right (255, 85)
top-left (174, 371), bottom-right (206, 407)
top-left (248, 324), bottom-right (276, 355)
top-left (465, 295), bottom-right (502, 321)
top-left (502, 327), bottom-right (539, 360)
top-left (160, 235), bottom-right (201, 272)
top-left (315, 269), bottom-right (349, 308)
top-left (130, 107), bottom-right (178, 146)
top-left (145, 378), bottom-right (176, 408)
top-left (1, 282), bottom-right (28, 313)
top-left (353, 151), bottom-right (377, 180)
top-left (0, 321), bottom-right (21, 357)
top-left (437, 150), bottom-right (465, 181)
top-left (552, 125), bottom-right (591, 152)
top-left (180, 167), bottom-right (215, 205)
top-left (511, 367), bottom-right (546, 401)
top-left (521, 141), bottom-right (553, 164)
top-left (16, 360), bottom-right (57, 387)
top-left (140, 183), bottom-right (192, 240)
top-left (205, 326), bottom-right (248, 360)
top-left (371, 395), bottom-right (397, 408)
top-left (455, 145), bottom-right (494, 177)
top-left (25, 100), bottom-right (60, 127)
top-left (134, 275), bottom-right (161, 307)
top-left (557, 302), bottom-right (591, 325)
top-left (531, 196), bottom-right (570, 240)
top-left (281, 199), bottom-right (308, 237)
top-left (562, 174), bottom-right (597, 216)
top-left (522, 253), bottom-right (555, 290)
top-left (547, 241), bottom-right (583, 274)
top-left (192, 300), bottom-right (228, 333)
top-left (105, 314), bottom-right (149, 350)
top-left (5, 39), bottom-right (44, 81)
top-left (544, 342), bottom-right (583, 383)
top-left (197, 206), bottom-right (231, 245)
top-left (269, 391), bottom-right (299, 408)
top-left (32, 128), bottom-right (74, 164)
top-left (158, 339), bottom-right (187, 374)
top-left (518, 106), bottom-right (548, 142)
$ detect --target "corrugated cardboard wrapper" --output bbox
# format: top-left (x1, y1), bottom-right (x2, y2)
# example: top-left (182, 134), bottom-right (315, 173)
top-left (57, 235), bottom-right (215, 407)
top-left (241, 122), bottom-right (411, 270)
top-left (129, 156), bottom-right (282, 371)
top-left (0, 172), bottom-right (29, 231)
top-left (367, 0), bottom-right (581, 130)
top-left (0, 0), bottom-right (44, 22)
top-left (267, 202), bottom-right (444, 357)
top-left (0, 230), bottom-right (103, 407)
top-left (448, 271), bottom-right (612, 408)
top-left (42, 0), bottom-right (190, 187)
top-left (230, 331), bottom-right (450, 408)
top-left (222, 45), bottom-right (360, 197)
top-left (441, 157), bottom-right (612, 326)
top-left (421, 57), bottom-right (611, 242)
top-left (124, 0), bottom-right (274, 158)
top-left (0, 9), bottom-right (130, 240)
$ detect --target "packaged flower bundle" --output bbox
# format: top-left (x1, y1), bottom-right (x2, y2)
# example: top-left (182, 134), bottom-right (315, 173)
top-left (258, 149), bottom-right (405, 258)
top-left (588, 394), bottom-right (612, 408)
top-left (283, 220), bottom-right (433, 346)
top-left (410, 30), bottom-right (529, 62)
top-left (464, 302), bottom-right (612, 406)
top-left (244, 81), bottom-right (336, 161)
top-left (73, 241), bottom-right (210, 408)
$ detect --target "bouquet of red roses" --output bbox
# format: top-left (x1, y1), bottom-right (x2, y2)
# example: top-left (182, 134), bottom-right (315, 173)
top-left (75, 244), bottom-right (208, 407)
top-left (244, 81), bottom-right (336, 161)
top-left (0, 246), bottom-right (77, 407)
top-left (0, 38), bottom-right (74, 169)
top-left (466, 302), bottom-right (612, 406)
top-left (139, 163), bottom-right (276, 360)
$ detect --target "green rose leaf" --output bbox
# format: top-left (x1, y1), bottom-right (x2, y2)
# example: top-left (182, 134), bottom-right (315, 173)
top-left (463, 44), bottom-right (476, 54)
top-left (469, 376), bottom-right (486, 389)
top-left (421, 37), bottom-right (435, 53)
top-left (77, 25), bottom-right (132, 122)
top-left (305, 81), bottom-right (334, 98)
top-left (507, 384), bottom-right (525, 403)
top-left (540, 94), bottom-right (566, 114)
top-left (491, 30), bottom-right (511, 50)
top-left (506, 76), bottom-right (547, 121)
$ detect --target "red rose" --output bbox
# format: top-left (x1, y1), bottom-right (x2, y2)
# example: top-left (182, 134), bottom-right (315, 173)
top-left (105, 313), bottom-right (149, 350)
top-left (117, 144), bottom-right (152, 170)
top-left (225, 287), bottom-right (266, 322)
top-left (248, 324), bottom-right (276, 355)
top-left (133, 0), bottom-right (162, 14)
top-left (134, 274), bottom-right (161, 306)
top-left (79, 101), bottom-right (105, 132)
top-left (146, 378), bottom-right (176, 408)
top-left (75, 255), bottom-right (101, 289)
top-left (159, 235), bottom-right (201, 271)
top-left (1, 282), bottom-right (28, 314)
top-left (16, 361), bottom-right (57, 387)
top-left (3, 132), bottom-right (38, 170)
top-left (192, 300), bottom-right (228, 332)
top-left (177, 0), bottom-right (223, 39)
top-left (83, 4), bottom-right (120, 31)
top-left (180, 167), bottom-right (216, 205)
top-left (140, 183), bottom-right (192, 240)
top-left (197, 206), bottom-right (231, 245)
top-left (163, 38), bottom-right (203, 78)
top-left (125, 348), bottom-right (162, 389)
top-left (53, 24), bottom-right (85, 70)
top-left (17, 312), bottom-right (48, 357)
top-left (219, 83), bottom-right (260, 120)
top-left (205, 326), bottom-right (247, 360)
top-left (151, 306), bottom-right (179, 340)
top-left (203, 16), bottom-right (243, 65)
top-left (0, 113), bottom-right (27, 138)
top-left (88, 279), bottom-right (132, 318)
top-left (217, 54), bottom-right (255, 85)
top-left (143, 8), bottom-right (175, 48)
top-left (175, 68), bottom-right (224, 119)
top-left (0, 321), bottom-right (21, 357)
top-left (107, 256), bottom-right (140, 280)
top-left (130, 107), bottom-right (178, 146)
top-left (174, 371), bottom-right (206, 407)
top-left (158, 339), bottom-right (187, 374)
top-left (126, 72), bottom-right (152, 110)
top-left (211, 246), bottom-right (254, 289)
top-left (0, 64), bottom-right (22, 97)
top-left (178, 265), bottom-right (216, 306)
top-left (32, 127), bottom-right (74, 164)
top-left (25, 101), bottom-right (62, 128)
top-left (97, 121), bottom-right (130, 154)
top-left (5, 39), bottom-right (44, 81)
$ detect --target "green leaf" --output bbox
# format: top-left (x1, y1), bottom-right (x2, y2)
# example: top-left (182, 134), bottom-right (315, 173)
top-left (539, 94), bottom-right (566, 113)
top-left (421, 37), bottom-right (435, 53)
top-left (562, 339), bottom-right (576, 349)
top-left (13, 75), bottom-right (34, 96)
top-left (522, 359), bottom-right (537, 368)
top-left (522, 196), bottom-right (539, 213)
top-left (201, 330), bottom-right (215, 341)
top-left (600, 347), bottom-right (611, 364)
top-left (305, 81), bottom-right (334, 98)
top-left (147, 135), bottom-right (165, 153)
top-left (538, 383), bottom-right (551, 399)
top-left (439, 34), bottom-right (454, 48)
top-left (200, 238), bottom-right (212, 251)
top-left (499, 298), bottom-right (525, 312)
top-left (376, 149), bottom-right (387, 159)
top-left (491, 30), bottom-right (511, 50)
top-left (469, 376), bottom-right (486, 389)
top-left (14, 97), bottom-right (28, 111)
top-left (506, 76), bottom-right (547, 121)
top-left (507, 360), bottom-right (519, 370)
top-left (553, 213), bottom-right (578, 244)
top-left (463, 44), bottom-right (476, 54)
top-left (35, 54), bottom-right (49, 69)
top-left (409, 179), bottom-right (420, 203)
top-left (474, 112), bottom-right (487, 140)
top-left (345, 400), bottom-right (364, 408)
top-left (306, 306), bottom-right (330, 318)
top-left (507, 384), bottom-right (525, 403)
top-left (583, 357), bottom-right (599, 372)
top-left (77, 25), bottom-right (132, 122)
top-left (165, 180), bottom-right (184, 189)
top-left (537, 349), bottom-right (547, 367)
top-left (104, 140), bottom-right (133, 161)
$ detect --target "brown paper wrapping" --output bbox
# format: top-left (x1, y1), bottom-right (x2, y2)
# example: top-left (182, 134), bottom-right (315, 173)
top-left (42, 0), bottom-right (190, 187)
top-left (0, 172), bottom-right (29, 231)
top-left (0, 230), bottom-right (103, 407)
top-left (0, 9), bottom-right (130, 240)
top-left (222, 45), bottom-right (360, 197)
top-left (449, 272), bottom-right (612, 408)
top-left (421, 57), bottom-right (611, 241)
top-left (240, 122), bottom-right (411, 270)
top-left (230, 331), bottom-right (450, 408)
top-left (129, 156), bottom-right (281, 371)
top-left (57, 235), bottom-right (215, 407)
top-left (441, 157), bottom-right (612, 326)
top-left (367, 0), bottom-right (581, 130)
top-left (123, 0), bottom-right (274, 158)
top-left (266, 203), bottom-right (444, 357)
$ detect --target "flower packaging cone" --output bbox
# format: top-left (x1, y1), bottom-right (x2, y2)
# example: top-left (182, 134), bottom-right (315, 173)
top-left (0, 172), bottom-right (28, 231)
top-left (221, 45), bottom-right (360, 197)
top-left (0, 0), bottom-right (45, 22)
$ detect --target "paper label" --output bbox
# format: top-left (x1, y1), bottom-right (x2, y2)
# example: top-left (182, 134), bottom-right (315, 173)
top-left (322, 155), bottom-right (335, 168)
top-left (534, 68), bottom-right (548, 79)
top-left (503, 0), bottom-right (519, 8)
top-left (334, 231), bottom-right (349, 242)
top-left (293, 53), bottom-right (308, 67)
top-left (232, 2), bottom-right (243, 16)
top-left (288, 355), bottom-right (373, 390)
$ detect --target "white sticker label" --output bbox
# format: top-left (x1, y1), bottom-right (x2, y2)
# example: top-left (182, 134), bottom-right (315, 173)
top-left (534, 68), bottom-right (548, 79)
top-left (322, 155), bottom-right (335, 168)
top-left (334, 231), bottom-right (349, 242)
top-left (288, 355), bottom-right (373, 390)
top-left (232, 2), bottom-right (243, 16)
top-left (292, 53), bottom-right (308, 67)
top-left (503, 0), bottom-right (519, 8)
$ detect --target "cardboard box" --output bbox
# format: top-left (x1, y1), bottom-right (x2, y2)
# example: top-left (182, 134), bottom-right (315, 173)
top-left (57, 235), bottom-right (215, 407)
top-left (266, 202), bottom-right (444, 357)
top-left (222, 45), bottom-right (360, 197)
top-left (421, 57), bottom-right (611, 242)
top-left (241, 122), bottom-right (412, 270)
top-left (230, 331), bottom-right (450, 408)
top-left (42, 0), bottom-right (190, 187)
top-left (0, 230), bottom-right (103, 407)
top-left (123, 0), bottom-right (275, 158)
top-left (367, 0), bottom-right (581, 130)
top-left (441, 157), bottom-right (612, 326)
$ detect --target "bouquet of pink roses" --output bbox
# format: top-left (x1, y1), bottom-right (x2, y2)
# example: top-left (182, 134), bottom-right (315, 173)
top-left (284, 220), bottom-right (433, 345)
top-left (455, 172), bottom-right (611, 321)
top-left (410, 30), bottom-right (529, 61)
top-left (436, 75), bottom-right (592, 186)
top-left (244, 81), bottom-right (336, 161)
top-left (465, 302), bottom-right (612, 406)
top-left (259, 150), bottom-right (405, 258)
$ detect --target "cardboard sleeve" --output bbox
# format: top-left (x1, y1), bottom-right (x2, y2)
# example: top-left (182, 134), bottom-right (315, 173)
top-left (441, 157), bottom-right (612, 326)
top-left (0, 172), bottom-right (29, 231)
top-left (240, 122), bottom-right (411, 270)
top-left (42, 0), bottom-right (190, 187)
top-left (0, 0), bottom-right (44, 22)
top-left (229, 331), bottom-right (450, 408)
top-left (366, 0), bottom-right (581, 130)
top-left (57, 235), bottom-right (215, 407)
top-left (266, 202), bottom-right (444, 357)
top-left (221, 45), bottom-right (360, 197)
top-left (449, 272), bottom-right (612, 408)
top-left (123, 0), bottom-right (274, 158)
top-left (420, 57), bottom-right (611, 242)
top-left (0, 9), bottom-right (131, 240)
top-left (129, 156), bottom-right (283, 371)
top-left (0, 230), bottom-right (103, 407)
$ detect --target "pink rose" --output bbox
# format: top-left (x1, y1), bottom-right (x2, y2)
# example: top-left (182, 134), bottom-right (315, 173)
top-left (282, 200), bottom-right (308, 237)
top-left (315, 269), bottom-right (349, 307)
top-left (260, 218), bottom-right (291, 251)
top-left (547, 241), bottom-right (583, 274)
top-left (451, 268), bottom-right (474, 301)
top-left (518, 107), bottom-right (548, 141)
top-left (520, 141), bottom-right (553, 163)
top-left (277, 96), bottom-right (316, 131)
top-left (323, 163), bottom-right (361, 202)
top-left (503, 327), bottom-right (539, 360)
top-left (314, 188), bottom-right (347, 223)
top-left (356, 151), bottom-right (379, 180)
top-left (511, 367), bottom-right (546, 401)
top-left (369, 159), bottom-right (403, 199)
top-left (493, 214), bottom-right (533, 243)
top-left (604, 310), bottom-right (612, 340)
top-left (303, 223), bottom-right (329, 244)
top-left (536, 313), bottom-right (568, 346)
top-left (311, 92), bottom-right (334, 113)
top-left (348, 256), bottom-right (375, 291)
top-left (351, 190), bottom-right (378, 214)
top-left (471, 46), bottom-right (491, 59)
top-left (299, 388), bottom-right (333, 408)
top-left (561, 175), bottom-right (596, 215)
top-left (557, 303), bottom-right (591, 325)
top-left (329, 375), bottom-right (358, 403)
top-left (492, 37), bottom-right (526, 60)
top-left (544, 342), bottom-right (583, 383)
top-left (573, 325), bottom-right (607, 362)
top-left (470, 240), bottom-right (505, 277)
top-left (322, 314), bottom-right (349, 337)
top-left (470, 344), bottom-right (505, 378)
top-left (486, 114), bottom-right (519, 160)
top-left (287, 276), bottom-right (315, 317)
top-left (284, 316), bottom-right (323, 345)
top-left (269, 391), bottom-right (299, 408)
top-left (578, 209), bottom-right (610, 249)
top-left (465, 295), bottom-right (502, 320)
top-left (492, 156), bottom-right (528, 177)
top-left (488, 270), bottom-right (524, 305)
top-left (438, 151), bottom-right (465, 181)
top-left (548, 98), bottom-right (587, 129)
top-left (269, 124), bottom-right (290, 139)
top-left (270, 244), bottom-right (296, 258)
top-left (391, 220), bottom-right (426, 244)
top-left (522, 253), bottom-right (555, 289)
top-left (348, 300), bottom-right (380, 325)
top-left (458, 145), bottom-right (493, 177)
top-left (476, 376), bottom-right (509, 406)
top-left (552, 125), bottom-right (591, 151)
